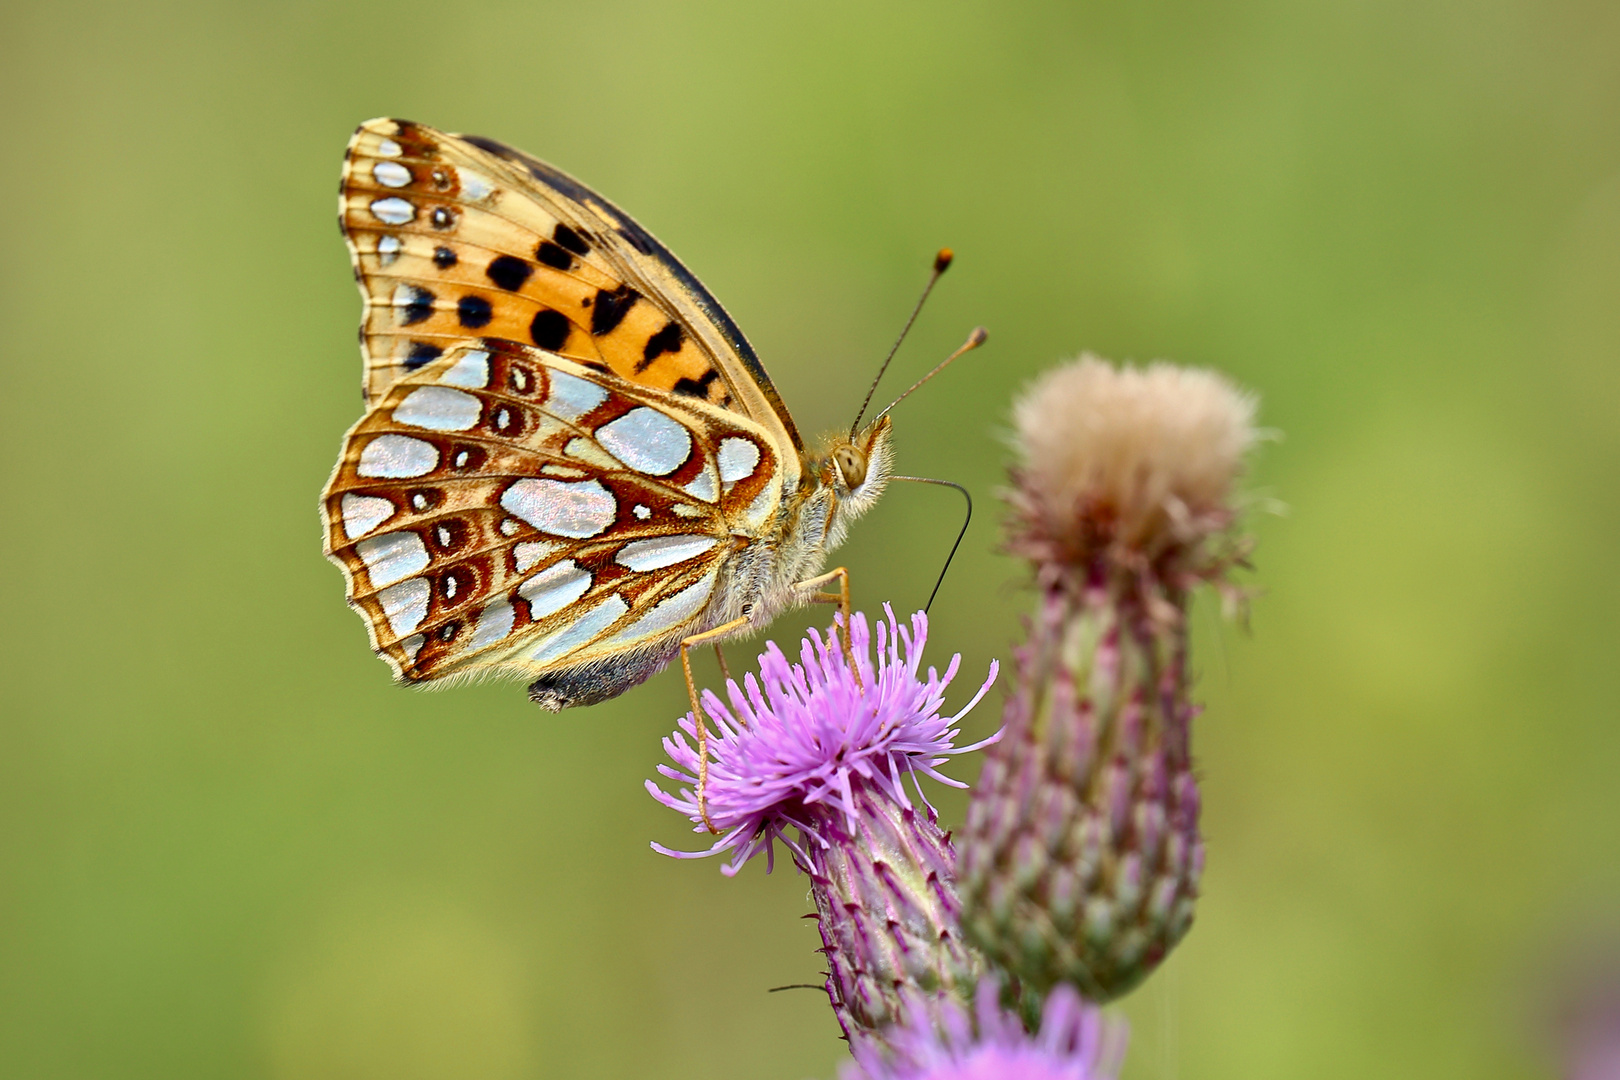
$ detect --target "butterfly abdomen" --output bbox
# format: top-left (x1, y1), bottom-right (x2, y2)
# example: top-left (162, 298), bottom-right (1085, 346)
top-left (526, 648), bottom-right (673, 711)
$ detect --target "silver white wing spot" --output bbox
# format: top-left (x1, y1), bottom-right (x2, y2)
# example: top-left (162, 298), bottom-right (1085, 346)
top-left (340, 493), bottom-right (395, 539)
top-left (439, 350), bottom-right (491, 388)
top-left (468, 601), bottom-right (516, 651)
top-left (377, 578), bottom-right (430, 636)
top-left (519, 560), bottom-right (592, 619)
top-left (459, 170), bottom-right (494, 200)
top-left (500, 478), bottom-right (617, 538)
top-left (615, 535), bottom-right (718, 572)
top-left (513, 539), bottom-right (564, 573)
top-left (545, 370), bottom-right (607, 420)
top-left (682, 469), bottom-right (718, 502)
top-left (528, 594), bottom-right (628, 664)
top-left (718, 437), bottom-right (761, 483)
top-left (393, 386), bottom-right (481, 431)
top-left (373, 160), bottom-right (411, 188)
top-left (356, 530), bottom-right (430, 588)
top-left (369, 197), bottom-right (415, 224)
top-left (595, 407), bottom-right (692, 476)
top-left (358, 435), bottom-right (438, 478)
top-left (601, 570), bottom-right (719, 647)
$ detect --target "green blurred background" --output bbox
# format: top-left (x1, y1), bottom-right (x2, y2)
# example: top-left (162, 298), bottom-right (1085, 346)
top-left (4, 1), bottom-right (1617, 1077)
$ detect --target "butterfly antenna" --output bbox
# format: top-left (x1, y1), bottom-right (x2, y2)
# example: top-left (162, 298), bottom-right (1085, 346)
top-left (873, 326), bottom-right (988, 425)
top-left (850, 249), bottom-right (955, 439)
top-left (890, 475), bottom-right (973, 613)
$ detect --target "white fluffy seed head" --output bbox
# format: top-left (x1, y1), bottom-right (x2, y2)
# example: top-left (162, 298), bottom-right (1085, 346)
top-left (1012, 355), bottom-right (1257, 553)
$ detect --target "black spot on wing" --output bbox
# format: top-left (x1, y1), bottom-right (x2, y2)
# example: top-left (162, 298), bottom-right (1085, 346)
top-left (486, 255), bottom-right (532, 291)
top-left (457, 295), bottom-right (493, 328)
top-left (433, 246), bottom-right (457, 269)
top-left (405, 342), bottom-right (442, 370)
top-left (530, 309), bottom-right (570, 350)
top-left (590, 284), bottom-right (639, 336)
top-left (400, 286), bottom-right (435, 325)
top-left (535, 241), bottom-right (573, 271)
top-left (638, 320), bottom-right (684, 370)
top-left (456, 128), bottom-right (800, 450)
top-left (553, 224), bottom-right (590, 255)
top-left (672, 369), bottom-right (719, 398)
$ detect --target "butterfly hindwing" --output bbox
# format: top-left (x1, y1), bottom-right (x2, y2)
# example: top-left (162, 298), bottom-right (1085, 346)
top-left (322, 340), bottom-right (783, 685)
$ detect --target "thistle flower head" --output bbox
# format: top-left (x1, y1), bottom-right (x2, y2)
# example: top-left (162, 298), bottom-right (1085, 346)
top-left (1010, 355), bottom-right (1257, 568)
top-left (960, 355), bottom-right (1261, 1001)
top-left (841, 981), bottom-right (1124, 1080)
top-left (648, 606), bottom-right (999, 875)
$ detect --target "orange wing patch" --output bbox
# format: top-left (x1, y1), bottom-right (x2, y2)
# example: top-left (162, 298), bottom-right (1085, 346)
top-left (341, 120), bottom-right (731, 410)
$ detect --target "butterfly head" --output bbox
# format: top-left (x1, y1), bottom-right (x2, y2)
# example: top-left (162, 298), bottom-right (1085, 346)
top-left (823, 415), bottom-right (894, 521)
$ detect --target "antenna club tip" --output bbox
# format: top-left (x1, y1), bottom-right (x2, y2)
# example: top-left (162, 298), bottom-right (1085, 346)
top-left (968, 326), bottom-right (988, 347)
top-left (933, 248), bottom-right (954, 273)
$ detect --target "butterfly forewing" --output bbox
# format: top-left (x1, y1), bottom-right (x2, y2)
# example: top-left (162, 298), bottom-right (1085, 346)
top-left (323, 339), bottom-right (783, 683)
top-left (340, 118), bottom-right (803, 473)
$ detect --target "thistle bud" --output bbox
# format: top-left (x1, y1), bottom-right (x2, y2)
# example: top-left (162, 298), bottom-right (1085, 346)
top-left (958, 356), bottom-right (1259, 1001)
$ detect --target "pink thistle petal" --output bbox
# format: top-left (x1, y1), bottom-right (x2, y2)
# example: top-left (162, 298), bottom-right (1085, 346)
top-left (841, 980), bottom-right (1126, 1080)
top-left (648, 606), bottom-right (999, 876)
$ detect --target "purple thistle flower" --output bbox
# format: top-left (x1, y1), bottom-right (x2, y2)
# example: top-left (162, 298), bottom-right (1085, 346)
top-left (841, 980), bottom-right (1125, 1080)
top-left (648, 606), bottom-right (1000, 1041)
top-left (648, 606), bottom-right (998, 875)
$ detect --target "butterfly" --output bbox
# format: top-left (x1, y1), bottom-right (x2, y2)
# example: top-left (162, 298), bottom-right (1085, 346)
top-left (321, 119), bottom-right (974, 726)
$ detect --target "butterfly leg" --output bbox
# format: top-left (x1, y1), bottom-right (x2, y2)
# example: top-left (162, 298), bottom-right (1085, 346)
top-left (680, 615), bottom-right (752, 833)
top-left (794, 566), bottom-right (862, 691)
top-left (713, 644), bottom-right (732, 687)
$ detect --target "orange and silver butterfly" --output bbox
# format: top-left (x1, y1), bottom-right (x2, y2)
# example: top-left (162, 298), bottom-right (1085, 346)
top-left (321, 119), bottom-right (981, 777)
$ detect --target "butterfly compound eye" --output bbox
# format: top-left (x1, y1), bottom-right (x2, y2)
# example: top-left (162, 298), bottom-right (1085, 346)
top-left (834, 445), bottom-right (869, 489)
